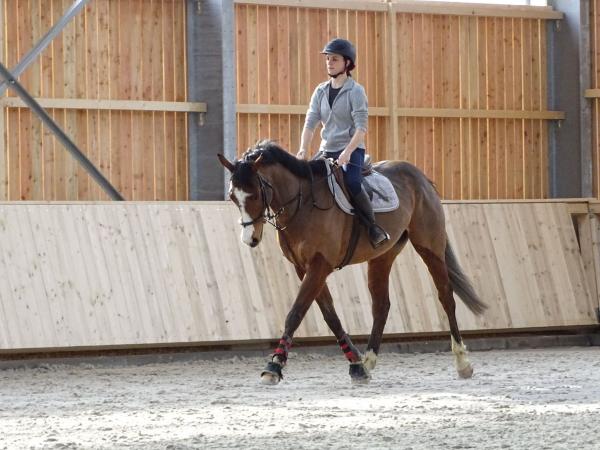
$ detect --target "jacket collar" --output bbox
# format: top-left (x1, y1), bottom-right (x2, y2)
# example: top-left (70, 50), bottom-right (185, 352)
top-left (319, 77), bottom-right (355, 95)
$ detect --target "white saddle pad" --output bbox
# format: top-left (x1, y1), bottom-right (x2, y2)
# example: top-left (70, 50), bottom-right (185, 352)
top-left (324, 160), bottom-right (399, 215)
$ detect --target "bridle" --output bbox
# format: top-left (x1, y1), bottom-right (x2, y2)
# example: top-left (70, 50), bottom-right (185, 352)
top-left (238, 157), bottom-right (337, 232)
top-left (239, 174), bottom-right (303, 231)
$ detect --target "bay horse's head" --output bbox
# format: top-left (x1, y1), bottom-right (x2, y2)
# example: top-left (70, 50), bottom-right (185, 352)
top-left (218, 148), bottom-right (271, 247)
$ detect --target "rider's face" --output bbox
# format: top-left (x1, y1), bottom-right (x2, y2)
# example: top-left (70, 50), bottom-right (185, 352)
top-left (326, 53), bottom-right (346, 76)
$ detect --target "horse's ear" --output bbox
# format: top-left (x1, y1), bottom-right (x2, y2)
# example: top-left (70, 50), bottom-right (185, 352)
top-left (217, 153), bottom-right (235, 172)
top-left (251, 154), bottom-right (264, 172)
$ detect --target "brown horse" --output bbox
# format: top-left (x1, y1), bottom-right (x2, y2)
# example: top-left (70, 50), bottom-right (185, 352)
top-left (218, 141), bottom-right (486, 385)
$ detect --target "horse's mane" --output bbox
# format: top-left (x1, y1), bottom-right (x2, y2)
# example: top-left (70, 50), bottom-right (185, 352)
top-left (235, 140), bottom-right (327, 185)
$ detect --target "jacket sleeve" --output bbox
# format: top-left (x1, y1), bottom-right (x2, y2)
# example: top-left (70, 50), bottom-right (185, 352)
top-left (303, 87), bottom-right (322, 131)
top-left (350, 85), bottom-right (368, 132)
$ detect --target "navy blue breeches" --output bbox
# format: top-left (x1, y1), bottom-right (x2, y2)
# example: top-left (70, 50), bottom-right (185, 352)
top-left (324, 147), bottom-right (365, 197)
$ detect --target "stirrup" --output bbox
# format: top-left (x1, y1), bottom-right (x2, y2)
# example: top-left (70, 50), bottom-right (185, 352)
top-left (369, 224), bottom-right (390, 248)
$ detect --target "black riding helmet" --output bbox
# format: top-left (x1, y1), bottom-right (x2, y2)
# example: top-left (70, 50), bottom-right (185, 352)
top-left (321, 38), bottom-right (356, 66)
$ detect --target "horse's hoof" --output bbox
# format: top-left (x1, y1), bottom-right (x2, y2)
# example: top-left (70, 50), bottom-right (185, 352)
top-left (261, 361), bottom-right (283, 385)
top-left (260, 372), bottom-right (281, 385)
top-left (457, 364), bottom-right (473, 379)
top-left (349, 362), bottom-right (371, 384)
top-left (362, 350), bottom-right (377, 372)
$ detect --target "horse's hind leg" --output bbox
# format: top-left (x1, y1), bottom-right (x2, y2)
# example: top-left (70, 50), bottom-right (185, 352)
top-left (412, 240), bottom-right (474, 379)
top-left (363, 231), bottom-right (409, 373)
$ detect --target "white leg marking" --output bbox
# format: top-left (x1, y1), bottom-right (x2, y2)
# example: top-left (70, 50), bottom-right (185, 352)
top-left (451, 336), bottom-right (473, 379)
top-left (363, 350), bottom-right (377, 372)
top-left (233, 186), bottom-right (256, 245)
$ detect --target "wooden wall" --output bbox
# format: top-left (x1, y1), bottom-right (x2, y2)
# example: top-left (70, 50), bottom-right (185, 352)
top-left (235, 0), bottom-right (563, 200)
top-left (0, 201), bottom-right (597, 352)
top-left (0, 0), bottom-right (189, 201)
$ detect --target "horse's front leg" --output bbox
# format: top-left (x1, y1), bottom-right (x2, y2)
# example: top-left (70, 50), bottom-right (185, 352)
top-left (292, 265), bottom-right (368, 383)
top-left (261, 254), bottom-right (332, 385)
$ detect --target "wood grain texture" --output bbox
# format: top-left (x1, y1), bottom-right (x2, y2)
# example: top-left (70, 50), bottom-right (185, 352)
top-left (0, 201), bottom-right (596, 352)
top-left (1, 0), bottom-right (189, 201)
top-left (235, 3), bottom-right (560, 200)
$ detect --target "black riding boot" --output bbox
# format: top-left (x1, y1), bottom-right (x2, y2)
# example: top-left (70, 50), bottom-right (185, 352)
top-left (351, 188), bottom-right (390, 248)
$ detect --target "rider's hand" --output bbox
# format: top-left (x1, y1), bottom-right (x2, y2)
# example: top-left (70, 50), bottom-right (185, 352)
top-left (337, 149), bottom-right (352, 166)
top-left (296, 149), bottom-right (308, 160)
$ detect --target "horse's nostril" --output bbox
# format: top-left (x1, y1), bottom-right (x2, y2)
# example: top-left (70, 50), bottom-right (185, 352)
top-left (250, 238), bottom-right (259, 247)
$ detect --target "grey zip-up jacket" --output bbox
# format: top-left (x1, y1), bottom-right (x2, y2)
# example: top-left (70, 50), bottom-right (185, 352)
top-left (303, 78), bottom-right (368, 153)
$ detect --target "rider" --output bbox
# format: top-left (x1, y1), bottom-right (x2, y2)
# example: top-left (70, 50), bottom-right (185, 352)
top-left (296, 38), bottom-right (389, 248)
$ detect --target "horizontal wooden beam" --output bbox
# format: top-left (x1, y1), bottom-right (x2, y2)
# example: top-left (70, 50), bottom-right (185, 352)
top-left (234, 0), bottom-right (563, 19)
top-left (237, 104), bottom-right (565, 120)
top-left (391, 1), bottom-right (563, 20)
top-left (395, 107), bottom-right (565, 120)
top-left (0, 97), bottom-right (207, 113)
top-left (584, 89), bottom-right (600, 98)
top-left (589, 202), bottom-right (600, 214)
top-left (233, 0), bottom-right (388, 12)
top-left (236, 103), bottom-right (389, 116)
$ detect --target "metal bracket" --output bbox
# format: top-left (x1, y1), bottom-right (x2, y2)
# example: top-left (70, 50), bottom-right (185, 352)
top-left (198, 112), bottom-right (206, 127)
top-left (196, 0), bottom-right (202, 15)
top-left (555, 19), bottom-right (561, 31)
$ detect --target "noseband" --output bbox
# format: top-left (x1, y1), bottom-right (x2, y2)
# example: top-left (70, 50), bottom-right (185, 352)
top-left (239, 174), bottom-right (303, 231)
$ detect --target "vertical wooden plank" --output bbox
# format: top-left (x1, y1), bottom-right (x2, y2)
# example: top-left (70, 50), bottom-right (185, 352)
top-left (446, 16), bottom-right (460, 200)
top-left (95, 0), bottom-right (110, 201)
top-left (532, 19), bottom-right (543, 198)
top-left (388, 7), bottom-right (399, 164)
top-left (478, 17), bottom-right (488, 200)
top-left (289, 7), bottom-right (300, 106)
top-left (418, 15), bottom-right (432, 178)
top-left (129, 1), bottom-right (143, 200)
top-left (539, 18), bottom-right (548, 199)
top-left (6, 0), bottom-right (17, 198)
top-left (496, 18), bottom-right (507, 199)
top-left (458, 16), bottom-right (470, 199)
top-left (504, 18), bottom-right (516, 199)
top-left (276, 7), bottom-right (291, 149)
top-left (175, 112), bottom-right (188, 200)
top-left (83, 2), bottom-right (97, 201)
top-left (246, 4), bottom-right (258, 151)
top-left (28, 0), bottom-right (44, 200)
top-left (107, 0), bottom-right (119, 195)
top-left (61, 0), bottom-right (78, 200)
top-left (149, 1), bottom-right (161, 198)
top-left (432, 15), bottom-right (444, 194)
top-left (522, 19), bottom-right (533, 198)
top-left (487, 18), bottom-right (498, 200)
top-left (73, 4), bottom-right (89, 200)
top-left (399, 13), bottom-right (414, 163)
top-left (256, 5), bottom-right (269, 106)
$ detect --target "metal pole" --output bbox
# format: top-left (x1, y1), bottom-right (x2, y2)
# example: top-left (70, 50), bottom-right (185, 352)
top-left (0, 63), bottom-right (124, 201)
top-left (0, 0), bottom-right (91, 97)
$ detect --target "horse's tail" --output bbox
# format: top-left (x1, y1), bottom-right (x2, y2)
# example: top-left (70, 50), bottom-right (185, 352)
top-left (445, 240), bottom-right (487, 315)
